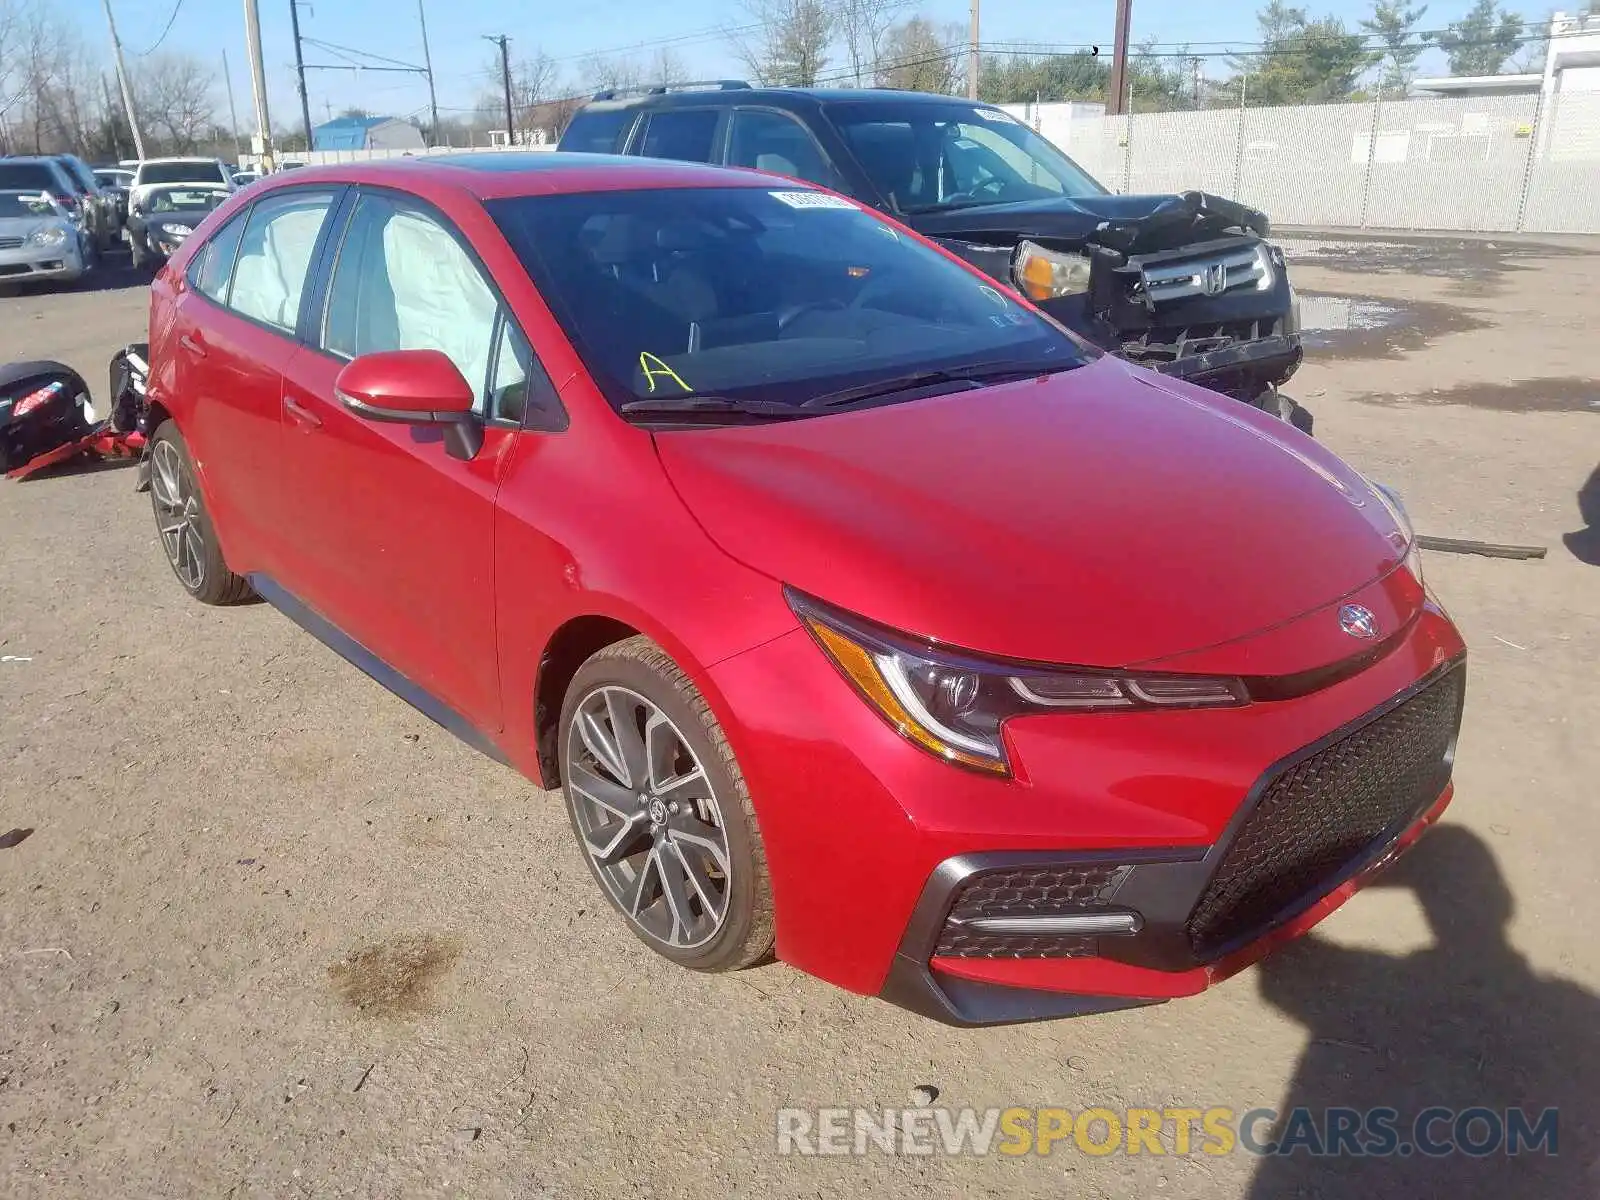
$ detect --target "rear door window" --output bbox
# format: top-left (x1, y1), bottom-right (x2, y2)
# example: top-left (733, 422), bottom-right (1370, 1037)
top-left (187, 213), bottom-right (250, 304)
top-left (726, 109), bottom-right (840, 188)
top-left (562, 108), bottom-right (635, 153)
top-left (228, 191), bottom-right (337, 333)
top-left (637, 110), bottom-right (720, 163)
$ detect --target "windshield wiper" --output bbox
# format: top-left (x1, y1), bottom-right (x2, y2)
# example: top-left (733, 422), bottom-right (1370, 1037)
top-left (619, 395), bottom-right (807, 421)
top-left (801, 360), bottom-right (1073, 410)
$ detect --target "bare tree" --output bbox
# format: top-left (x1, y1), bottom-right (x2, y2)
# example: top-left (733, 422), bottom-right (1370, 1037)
top-left (135, 52), bottom-right (216, 153)
top-left (512, 48), bottom-right (560, 111)
top-left (727, 0), bottom-right (834, 86)
top-left (876, 15), bottom-right (964, 93)
top-left (835, 0), bottom-right (907, 87)
top-left (583, 53), bottom-right (645, 93)
top-left (650, 46), bottom-right (690, 86)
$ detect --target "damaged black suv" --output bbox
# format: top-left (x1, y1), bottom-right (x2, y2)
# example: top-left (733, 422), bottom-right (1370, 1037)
top-left (560, 83), bottom-right (1306, 430)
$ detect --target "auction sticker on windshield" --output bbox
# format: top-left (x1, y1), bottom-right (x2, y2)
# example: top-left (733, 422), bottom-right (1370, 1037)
top-left (769, 191), bottom-right (856, 210)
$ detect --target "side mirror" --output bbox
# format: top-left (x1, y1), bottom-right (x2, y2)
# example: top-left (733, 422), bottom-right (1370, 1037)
top-left (335, 349), bottom-right (483, 460)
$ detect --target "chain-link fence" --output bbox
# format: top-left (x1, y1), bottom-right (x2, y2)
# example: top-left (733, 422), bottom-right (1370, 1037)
top-left (1009, 91), bottom-right (1600, 235)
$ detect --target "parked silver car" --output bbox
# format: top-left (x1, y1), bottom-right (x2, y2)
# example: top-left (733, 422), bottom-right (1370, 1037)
top-left (0, 190), bottom-right (88, 288)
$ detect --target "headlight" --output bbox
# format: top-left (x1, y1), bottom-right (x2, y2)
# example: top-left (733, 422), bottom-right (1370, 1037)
top-left (164, 224), bottom-right (194, 239)
top-left (1368, 480), bottom-right (1422, 584)
top-left (1014, 240), bottom-right (1092, 303)
top-left (790, 591), bottom-right (1247, 775)
top-left (27, 226), bottom-right (68, 248)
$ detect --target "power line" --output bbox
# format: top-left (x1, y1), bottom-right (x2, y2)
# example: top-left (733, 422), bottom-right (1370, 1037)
top-left (128, 0), bottom-right (185, 57)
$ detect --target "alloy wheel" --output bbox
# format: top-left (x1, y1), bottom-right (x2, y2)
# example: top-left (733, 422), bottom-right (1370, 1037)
top-left (566, 685), bottom-right (733, 950)
top-left (150, 439), bottom-right (205, 592)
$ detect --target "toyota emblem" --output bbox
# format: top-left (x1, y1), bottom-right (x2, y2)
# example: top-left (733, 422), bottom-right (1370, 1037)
top-left (1339, 604), bottom-right (1380, 639)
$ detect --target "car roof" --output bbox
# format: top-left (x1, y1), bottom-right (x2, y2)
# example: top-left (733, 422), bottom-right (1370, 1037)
top-left (139, 156), bottom-right (223, 164)
top-left (578, 86), bottom-right (991, 112)
top-left (249, 152), bottom-right (785, 202)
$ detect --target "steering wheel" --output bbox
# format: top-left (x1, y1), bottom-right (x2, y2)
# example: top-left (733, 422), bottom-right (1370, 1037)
top-left (941, 178), bottom-right (1009, 206)
top-left (777, 274), bottom-right (900, 332)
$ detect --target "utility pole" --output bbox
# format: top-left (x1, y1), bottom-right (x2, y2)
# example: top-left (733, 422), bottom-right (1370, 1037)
top-left (222, 49), bottom-right (243, 159)
top-left (1192, 55), bottom-right (1202, 108)
top-left (967, 0), bottom-right (980, 100)
top-left (289, 0), bottom-right (315, 152)
top-left (485, 35), bottom-right (514, 146)
top-left (242, 0), bottom-right (275, 170)
top-left (1106, 0), bottom-right (1133, 116)
top-left (418, 0), bottom-right (440, 146)
top-left (99, 0), bottom-right (146, 159)
top-left (99, 74), bottom-right (125, 159)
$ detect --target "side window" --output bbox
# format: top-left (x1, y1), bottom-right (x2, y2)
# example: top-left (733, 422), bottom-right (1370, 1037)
top-left (322, 194), bottom-right (500, 415)
top-left (562, 109), bottom-right (633, 153)
top-left (727, 110), bottom-right (839, 188)
top-left (229, 190), bottom-right (336, 333)
top-left (187, 213), bottom-right (248, 303)
top-left (488, 318), bottom-right (530, 424)
top-left (637, 110), bottom-right (719, 163)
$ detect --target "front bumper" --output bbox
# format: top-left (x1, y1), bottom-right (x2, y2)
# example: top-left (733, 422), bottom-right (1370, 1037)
top-left (0, 245), bottom-right (84, 283)
top-left (704, 594), bottom-right (1465, 1024)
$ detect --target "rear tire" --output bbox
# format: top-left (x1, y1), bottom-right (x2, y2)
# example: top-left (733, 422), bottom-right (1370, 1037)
top-left (558, 636), bottom-right (775, 973)
top-left (147, 420), bottom-right (253, 605)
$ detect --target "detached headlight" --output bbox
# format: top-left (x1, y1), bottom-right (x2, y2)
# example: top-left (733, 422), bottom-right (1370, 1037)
top-left (1368, 480), bottom-right (1423, 585)
top-left (1014, 240), bottom-right (1092, 303)
top-left (27, 226), bottom-right (68, 248)
top-left (791, 591), bottom-right (1247, 775)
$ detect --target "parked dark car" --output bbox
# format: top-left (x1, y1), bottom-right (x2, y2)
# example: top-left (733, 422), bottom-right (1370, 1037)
top-left (559, 84), bottom-right (1307, 429)
top-left (52, 154), bottom-right (119, 251)
top-left (126, 183), bottom-right (230, 269)
top-left (94, 166), bottom-right (136, 224)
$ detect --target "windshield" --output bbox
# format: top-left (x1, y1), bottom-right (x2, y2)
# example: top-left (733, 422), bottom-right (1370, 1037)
top-left (826, 101), bottom-right (1106, 214)
top-left (489, 186), bottom-right (1087, 419)
top-left (139, 161), bottom-right (228, 186)
top-left (147, 187), bottom-right (229, 214)
top-left (0, 190), bottom-right (58, 220)
top-left (95, 171), bottom-right (133, 188)
top-left (0, 164), bottom-right (61, 194)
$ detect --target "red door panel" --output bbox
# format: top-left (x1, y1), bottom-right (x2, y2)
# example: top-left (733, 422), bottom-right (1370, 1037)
top-left (278, 345), bottom-right (513, 732)
top-left (168, 294), bottom-right (300, 576)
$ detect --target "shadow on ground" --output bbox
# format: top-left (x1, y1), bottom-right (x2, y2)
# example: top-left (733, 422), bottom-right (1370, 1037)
top-left (1248, 825), bottom-right (1599, 1197)
top-left (1565, 465), bottom-right (1600, 566)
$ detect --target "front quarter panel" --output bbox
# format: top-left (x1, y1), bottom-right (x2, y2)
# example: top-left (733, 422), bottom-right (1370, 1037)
top-left (491, 399), bottom-right (799, 783)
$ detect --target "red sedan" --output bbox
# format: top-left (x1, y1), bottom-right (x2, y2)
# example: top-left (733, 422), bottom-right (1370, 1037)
top-left (144, 154), bottom-right (1465, 1026)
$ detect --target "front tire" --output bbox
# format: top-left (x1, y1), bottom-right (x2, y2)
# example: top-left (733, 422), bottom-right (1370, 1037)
top-left (148, 420), bottom-right (253, 605)
top-left (558, 636), bottom-right (775, 972)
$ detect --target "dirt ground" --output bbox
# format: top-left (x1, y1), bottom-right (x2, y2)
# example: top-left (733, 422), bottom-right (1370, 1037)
top-left (1, 239), bottom-right (1596, 1200)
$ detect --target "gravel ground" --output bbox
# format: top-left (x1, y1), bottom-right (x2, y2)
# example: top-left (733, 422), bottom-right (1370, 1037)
top-left (1, 242), bottom-right (1597, 1199)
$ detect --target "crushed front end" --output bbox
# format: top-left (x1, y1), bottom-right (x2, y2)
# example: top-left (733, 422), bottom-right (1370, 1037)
top-left (926, 191), bottom-right (1304, 422)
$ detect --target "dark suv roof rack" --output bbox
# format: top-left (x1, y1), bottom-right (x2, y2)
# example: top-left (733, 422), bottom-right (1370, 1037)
top-left (591, 79), bottom-right (752, 101)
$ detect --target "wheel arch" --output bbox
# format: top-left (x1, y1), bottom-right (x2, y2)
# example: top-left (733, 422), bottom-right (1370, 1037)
top-left (529, 600), bottom-right (763, 791)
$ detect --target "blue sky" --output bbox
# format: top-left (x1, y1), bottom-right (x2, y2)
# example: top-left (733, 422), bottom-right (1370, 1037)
top-left (85, 0), bottom-right (1513, 129)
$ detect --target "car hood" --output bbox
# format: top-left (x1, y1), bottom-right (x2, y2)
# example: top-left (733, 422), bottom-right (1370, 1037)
top-left (905, 190), bottom-right (1269, 253)
top-left (654, 358), bottom-right (1412, 670)
top-left (0, 216), bottom-right (64, 240)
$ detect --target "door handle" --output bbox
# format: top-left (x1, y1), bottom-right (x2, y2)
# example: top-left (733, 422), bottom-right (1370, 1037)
top-left (284, 394), bottom-right (322, 430)
top-left (178, 332), bottom-right (207, 358)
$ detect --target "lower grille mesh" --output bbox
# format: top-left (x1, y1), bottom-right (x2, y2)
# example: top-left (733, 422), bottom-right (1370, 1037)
top-left (1186, 667), bottom-right (1464, 957)
top-left (935, 864), bottom-right (1131, 958)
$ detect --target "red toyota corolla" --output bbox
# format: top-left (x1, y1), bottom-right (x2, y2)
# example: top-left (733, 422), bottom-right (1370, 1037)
top-left (144, 154), bottom-right (1464, 1025)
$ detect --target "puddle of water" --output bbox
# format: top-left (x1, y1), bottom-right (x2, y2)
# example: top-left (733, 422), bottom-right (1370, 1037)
top-left (1354, 376), bottom-right (1598, 414)
top-left (1278, 235), bottom-right (1574, 285)
top-left (1296, 294), bottom-right (1407, 344)
top-left (329, 933), bottom-right (460, 1018)
top-left (1292, 290), bottom-right (1487, 359)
